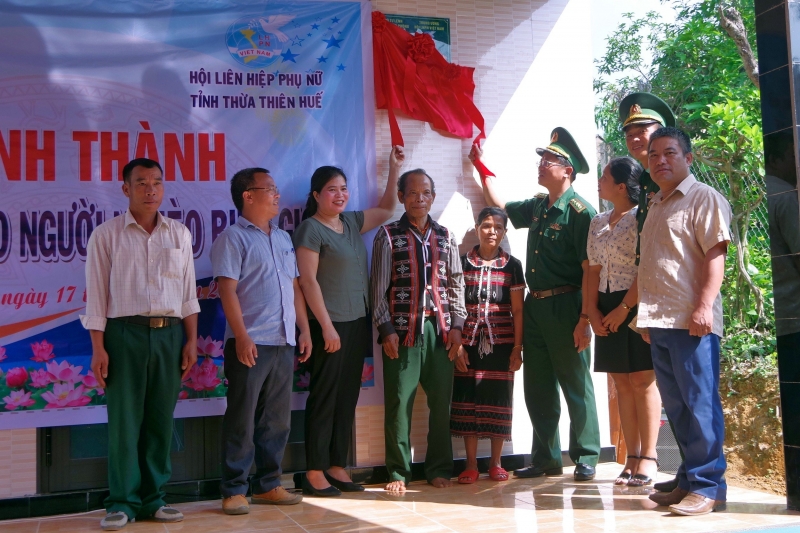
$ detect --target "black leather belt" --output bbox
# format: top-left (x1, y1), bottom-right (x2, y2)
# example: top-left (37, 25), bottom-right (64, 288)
top-left (115, 316), bottom-right (182, 328)
top-left (530, 285), bottom-right (580, 299)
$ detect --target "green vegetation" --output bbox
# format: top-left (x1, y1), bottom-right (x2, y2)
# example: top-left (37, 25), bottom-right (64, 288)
top-left (595, 0), bottom-right (775, 375)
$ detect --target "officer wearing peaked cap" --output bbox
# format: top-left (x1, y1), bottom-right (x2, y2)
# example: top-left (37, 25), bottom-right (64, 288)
top-left (619, 92), bottom-right (676, 264)
top-left (469, 127), bottom-right (601, 481)
top-left (618, 93), bottom-right (685, 495)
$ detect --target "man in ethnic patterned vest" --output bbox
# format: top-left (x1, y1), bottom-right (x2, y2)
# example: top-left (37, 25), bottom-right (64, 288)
top-left (370, 169), bottom-right (467, 492)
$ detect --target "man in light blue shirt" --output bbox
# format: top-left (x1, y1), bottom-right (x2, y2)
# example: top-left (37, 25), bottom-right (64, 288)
top-left (211, 167), bottom-right (312, 514)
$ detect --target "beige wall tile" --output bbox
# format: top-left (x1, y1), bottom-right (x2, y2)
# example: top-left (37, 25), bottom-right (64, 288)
top-left (0, 429), bottom-right (37, 498)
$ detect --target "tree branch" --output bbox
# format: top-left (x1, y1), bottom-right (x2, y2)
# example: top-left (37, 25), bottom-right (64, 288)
top-left (718, 4), bottom-right (760, 89)
top-left (730, 215), bottom-right (765, 326)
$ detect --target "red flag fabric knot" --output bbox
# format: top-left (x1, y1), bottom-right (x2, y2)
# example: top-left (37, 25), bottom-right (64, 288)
top-left (371, 10), bottom-right (494, 176)
top-left (372, 11), bottom-right (387, 33)
top-left (407, 33), bottom-right (435, 63)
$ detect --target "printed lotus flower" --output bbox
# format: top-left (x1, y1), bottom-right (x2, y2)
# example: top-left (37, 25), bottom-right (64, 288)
top-left (361, 361), bottom-right (374, 384)
top-left (296, 371), bottom-right (311, 389)
top-left (42, 383), bottom-right (92, 408)
top-left (183, 357), bottom-right (222, 391)
top-left (3, 390), bottom-right (35, 411)
top-left (29, 368), bottom-right (50, 388)
top-left (5, 367), bottom-right (28, 389)
top-left (46, 360), bottom-right (83, 384)
top-left (30, 340), bottom-right (55, 362)
top-left (82, 371), bottom-right (104, 396)
top-left (197, 336), bottom-right (224, 358)
top-left (0, 346), bottom-right (6, 362)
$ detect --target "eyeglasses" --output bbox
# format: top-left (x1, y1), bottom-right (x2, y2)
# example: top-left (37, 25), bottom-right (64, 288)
top-left (537, 159), bottom-right (565, 169)
top-left (246, 186), bottom-right (279, 195)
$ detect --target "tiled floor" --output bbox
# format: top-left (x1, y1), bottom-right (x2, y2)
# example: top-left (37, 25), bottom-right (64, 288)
top-left (3, 464), bottom-right (799, 533)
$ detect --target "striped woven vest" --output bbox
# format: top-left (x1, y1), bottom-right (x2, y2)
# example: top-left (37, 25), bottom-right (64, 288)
top-left (382, 217), bottom-right (453, 346)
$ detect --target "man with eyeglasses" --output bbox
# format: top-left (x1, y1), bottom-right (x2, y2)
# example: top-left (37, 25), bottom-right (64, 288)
top-left (211, 167), bottom-right (312, 514)
top-left (470, 128), bottom-right (601, 482)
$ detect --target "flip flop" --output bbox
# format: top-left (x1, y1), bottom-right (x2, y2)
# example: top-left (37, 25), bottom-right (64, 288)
top-left (458, 469), bottom-right (480, 484)
top-left (488, 466), bottom-right (509, 481)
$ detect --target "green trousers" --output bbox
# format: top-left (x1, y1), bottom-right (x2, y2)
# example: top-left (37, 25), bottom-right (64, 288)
top-left (383, 318), bottom-right (454, 484)
top-left (523, 292), bottom-right (601, 467)
top-left (104, 319), bottom-right (183, 520)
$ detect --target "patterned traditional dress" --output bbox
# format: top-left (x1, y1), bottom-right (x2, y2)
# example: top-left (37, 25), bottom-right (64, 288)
top-left (450, 246), bottom-right (525, 440)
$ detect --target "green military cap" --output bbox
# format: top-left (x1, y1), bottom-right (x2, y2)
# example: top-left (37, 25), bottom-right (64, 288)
top-left (618, 92), bottom-right (676, 130)
top-left (535, 127), bottom-right (589, 175)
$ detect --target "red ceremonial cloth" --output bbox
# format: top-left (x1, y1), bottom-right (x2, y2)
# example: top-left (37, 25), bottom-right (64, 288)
top-left (372, 11), bottom-right (493, 176)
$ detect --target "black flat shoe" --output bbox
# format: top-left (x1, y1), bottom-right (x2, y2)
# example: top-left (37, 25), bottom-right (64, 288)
top-left (573, 463), bottom-right (596, 481)
top-left (654, 476), bottom-right (679, 493)
top-left (324, 471), bottom-right (365, 492)
top-left (302, 475), bottom-right (342, 497)
top-left (513, 465), bottom-right (563, 478)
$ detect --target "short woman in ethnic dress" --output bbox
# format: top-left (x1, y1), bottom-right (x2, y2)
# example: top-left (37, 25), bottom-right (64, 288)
top-left (585, 157), bottom-right (661, 487)
top-left (451, 207), bottom-right (525, 483)
top-left (293, 147), bottom-right (404, 496)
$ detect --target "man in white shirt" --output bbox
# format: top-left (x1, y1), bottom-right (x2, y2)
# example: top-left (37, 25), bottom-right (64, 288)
top-left (81, 158), bottom-right (200, 531)
top-left (637, 129), bottom-right (731, 516)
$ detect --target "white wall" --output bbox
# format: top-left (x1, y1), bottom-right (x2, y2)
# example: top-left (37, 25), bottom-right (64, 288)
top-left (356, 0), bottom-right (611, 467)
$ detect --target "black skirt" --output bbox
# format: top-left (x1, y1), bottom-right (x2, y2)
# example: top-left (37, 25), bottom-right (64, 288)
top-left (593, 290), bottom-right (653, 373)
top-left (450, 344), bottom-right (514, 440)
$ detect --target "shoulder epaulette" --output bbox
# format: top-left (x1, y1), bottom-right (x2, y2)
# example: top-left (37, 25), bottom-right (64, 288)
top-left (535, 193), bottom-right (547, 199)
top-left (569, 198), bottom-right (587, 213)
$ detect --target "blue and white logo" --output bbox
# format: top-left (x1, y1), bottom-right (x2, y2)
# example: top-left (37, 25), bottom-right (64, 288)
top-left (226, 15), bottom-right (295, 69)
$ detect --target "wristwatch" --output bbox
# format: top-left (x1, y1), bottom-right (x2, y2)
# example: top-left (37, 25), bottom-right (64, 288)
top-left (620, 302), bottom-right (633, 313)
top-left (579, 313), bottom-right (591, 324)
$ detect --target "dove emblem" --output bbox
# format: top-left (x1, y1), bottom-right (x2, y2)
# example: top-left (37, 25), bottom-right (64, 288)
top-left (258, 15), bottom-right (295, 43)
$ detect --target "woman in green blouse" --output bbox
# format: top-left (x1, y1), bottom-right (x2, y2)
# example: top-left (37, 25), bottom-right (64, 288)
top-left (293, 147), bottom-right (403, 496)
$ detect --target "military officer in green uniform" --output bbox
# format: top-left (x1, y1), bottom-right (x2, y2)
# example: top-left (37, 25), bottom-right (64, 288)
top-left (618, 92), bottom-right (682, 493)
top-left (618, 92), bottom-right (676, 263)
top-left (469, 127), bottom-right (601, 481)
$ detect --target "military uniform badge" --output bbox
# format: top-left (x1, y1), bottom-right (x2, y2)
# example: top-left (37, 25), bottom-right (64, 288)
top-left (569, 198), bottom-right (586, 213)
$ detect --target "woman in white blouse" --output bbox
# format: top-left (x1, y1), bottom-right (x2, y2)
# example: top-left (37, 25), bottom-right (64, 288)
top-left (586, 157), bottom-right (662, 487)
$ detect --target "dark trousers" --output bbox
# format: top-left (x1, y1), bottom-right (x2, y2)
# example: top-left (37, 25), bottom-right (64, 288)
top-left (104, 319), bottom-right (183, 520)
top-left (220, 340), bottom-right (294, 497)
top-left (383, 318), bottom-right (454, 484)
top-left (304, 318), bottom-right (368, 470)
top-left (649, 328), bottom-right (727, 501)
top-left (523, 293), bottom-right (601, 467)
